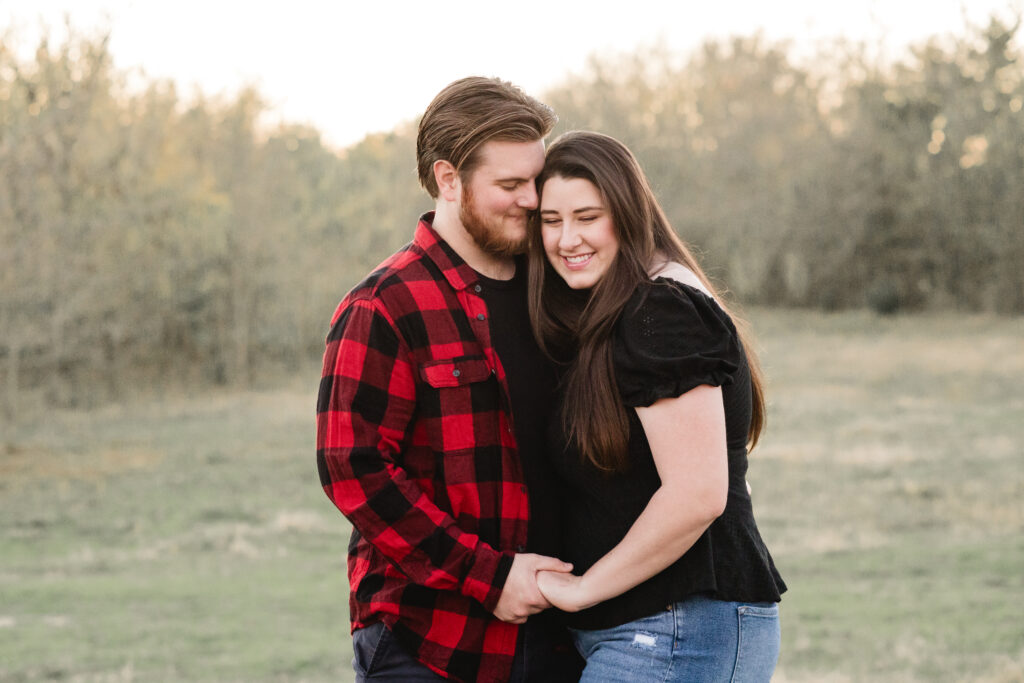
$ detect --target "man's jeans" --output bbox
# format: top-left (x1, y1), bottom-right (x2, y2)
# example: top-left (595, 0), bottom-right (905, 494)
top-left (353, 612), bottom-right (582, 682)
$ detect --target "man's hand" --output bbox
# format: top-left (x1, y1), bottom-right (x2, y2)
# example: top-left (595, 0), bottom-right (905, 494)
top-left (492, 554), bottom-right (573, 624)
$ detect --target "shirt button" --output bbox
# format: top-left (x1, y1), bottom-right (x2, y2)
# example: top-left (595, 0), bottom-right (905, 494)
top-left (474, 284), bottom-right (482, 293)
top-left (452, 369), bottom-right (461, 377)
top-left (477, 314), bottom-right (485, 321)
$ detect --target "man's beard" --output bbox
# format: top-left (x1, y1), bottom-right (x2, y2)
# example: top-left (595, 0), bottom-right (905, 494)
top-left (459, 185), bottom-right (528, 258)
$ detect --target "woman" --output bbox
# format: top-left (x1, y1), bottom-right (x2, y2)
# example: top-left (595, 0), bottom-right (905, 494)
top-left (528, 131), bottom-right (786, 682)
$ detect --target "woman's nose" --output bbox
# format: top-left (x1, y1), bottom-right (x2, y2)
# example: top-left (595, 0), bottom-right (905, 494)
top-left (558, 223), bottom-right (582, 250)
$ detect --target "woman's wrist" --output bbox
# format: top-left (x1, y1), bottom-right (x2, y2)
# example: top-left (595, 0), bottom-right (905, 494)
top-left (575, 572), bottom-right (602, 611)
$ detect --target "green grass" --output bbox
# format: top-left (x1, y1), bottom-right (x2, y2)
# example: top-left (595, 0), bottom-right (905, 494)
top-left (1, 392), bottom-right (350, 682)
top-left (2, 310), bottom-right (1022, 681)
top-left (748, 309), bottom-right (1024, 682)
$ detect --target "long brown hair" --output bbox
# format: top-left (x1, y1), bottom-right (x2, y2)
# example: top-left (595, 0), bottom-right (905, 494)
top-left (528, 131), bottom-right (765, 471)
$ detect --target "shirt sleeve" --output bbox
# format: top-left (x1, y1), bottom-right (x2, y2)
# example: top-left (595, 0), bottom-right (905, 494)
top-left (316, 298), bottom-right (511, 611)
top-left (613, 280), bottom-right (742, 408)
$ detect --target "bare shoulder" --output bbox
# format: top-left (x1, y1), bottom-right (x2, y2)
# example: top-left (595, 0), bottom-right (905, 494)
top-left (648, 261), bottom-right (714, 299)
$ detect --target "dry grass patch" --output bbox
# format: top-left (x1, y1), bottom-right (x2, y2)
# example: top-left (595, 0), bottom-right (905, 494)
top-left (0, 443), bottom-right (164, 483)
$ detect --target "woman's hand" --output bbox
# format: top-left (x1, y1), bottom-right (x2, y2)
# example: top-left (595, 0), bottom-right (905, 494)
top-left (536, 570), bottom-right (595, 613)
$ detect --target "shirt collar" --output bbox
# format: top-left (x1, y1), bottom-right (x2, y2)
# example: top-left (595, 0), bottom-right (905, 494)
top-left (413, 212), bottom-right (481, 292)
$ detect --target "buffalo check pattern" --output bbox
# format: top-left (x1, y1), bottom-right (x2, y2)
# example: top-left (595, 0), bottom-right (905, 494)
top-left (317, 213), bottom-right (529, 682)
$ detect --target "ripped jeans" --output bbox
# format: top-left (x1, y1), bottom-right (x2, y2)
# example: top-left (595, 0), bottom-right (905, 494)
top-left (571, 594), bottom-right (780, 682)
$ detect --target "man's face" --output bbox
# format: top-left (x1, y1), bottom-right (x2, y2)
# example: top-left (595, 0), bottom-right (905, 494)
top-left (458, 139), bottom-right (546, 257)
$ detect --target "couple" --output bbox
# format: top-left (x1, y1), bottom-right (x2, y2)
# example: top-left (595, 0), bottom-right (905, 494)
top-left (316, 77), bottom-right (786, 682)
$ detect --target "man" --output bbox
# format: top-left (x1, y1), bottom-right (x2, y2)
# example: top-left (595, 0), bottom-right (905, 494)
top-left (316, 77), bottom-right (582, 682)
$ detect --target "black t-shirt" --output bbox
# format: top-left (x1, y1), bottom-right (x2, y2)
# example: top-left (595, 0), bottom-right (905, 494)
top-left (547, 278), bottom-right (787, 629)
top-left (477, 259), bottom-right (562, 557)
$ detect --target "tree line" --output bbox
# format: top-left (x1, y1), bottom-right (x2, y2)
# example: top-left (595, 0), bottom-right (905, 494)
top-left (1, 16), bottom-right (1021, 413)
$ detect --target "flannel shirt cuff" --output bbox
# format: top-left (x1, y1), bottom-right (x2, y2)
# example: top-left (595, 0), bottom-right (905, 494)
top-left (461, 549), bottom-right (515, 611)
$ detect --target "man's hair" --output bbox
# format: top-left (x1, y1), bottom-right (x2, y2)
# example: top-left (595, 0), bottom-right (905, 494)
top-left (416, 76), bottom-right (556, 198)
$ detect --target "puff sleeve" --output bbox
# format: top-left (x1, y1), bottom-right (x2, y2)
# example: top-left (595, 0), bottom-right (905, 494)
top-left (613, 280), bottom-right (742, 408)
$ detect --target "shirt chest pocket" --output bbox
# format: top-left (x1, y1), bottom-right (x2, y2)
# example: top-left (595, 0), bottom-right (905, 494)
top-left (418, 355), bottom-right (501, 452)
top-left (420, 356), bottom-right (492, 387)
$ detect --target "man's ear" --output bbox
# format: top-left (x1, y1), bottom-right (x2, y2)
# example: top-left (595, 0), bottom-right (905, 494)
top-left (434, 160), bottom-right (460, 202)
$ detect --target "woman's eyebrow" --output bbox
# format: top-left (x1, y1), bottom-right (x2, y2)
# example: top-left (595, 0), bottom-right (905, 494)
top-left (539, 206), bottom-right (603, 214)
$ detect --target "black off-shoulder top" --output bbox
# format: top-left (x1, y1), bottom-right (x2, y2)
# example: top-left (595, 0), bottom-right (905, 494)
top-left (547, 277), bottom-right (786, 630)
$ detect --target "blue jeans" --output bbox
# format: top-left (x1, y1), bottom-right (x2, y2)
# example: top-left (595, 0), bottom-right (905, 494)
top-left (572, 595), bottom-right (780, 682)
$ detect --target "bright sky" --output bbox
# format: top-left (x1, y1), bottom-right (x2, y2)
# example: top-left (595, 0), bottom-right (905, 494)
top-left (4, 0), bottom-right (1020, 149)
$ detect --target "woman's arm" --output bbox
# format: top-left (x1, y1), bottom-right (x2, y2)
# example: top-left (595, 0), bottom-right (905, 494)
top-left (536, 384), bottom-right (728, 612)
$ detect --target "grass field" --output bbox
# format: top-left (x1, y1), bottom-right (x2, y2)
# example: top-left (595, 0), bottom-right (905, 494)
top-left (1, 309), bottom-right (1022, 682)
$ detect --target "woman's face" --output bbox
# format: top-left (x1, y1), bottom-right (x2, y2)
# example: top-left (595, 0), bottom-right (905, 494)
top-left (539, 176), bottom-right (620, 290)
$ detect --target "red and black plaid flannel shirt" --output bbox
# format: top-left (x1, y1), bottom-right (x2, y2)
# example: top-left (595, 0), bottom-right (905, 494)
top-left (316, 213), bottom-right (530, 682)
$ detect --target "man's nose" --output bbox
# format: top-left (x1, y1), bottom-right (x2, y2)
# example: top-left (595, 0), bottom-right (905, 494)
top-left (517, 183), bottom-right (538, 210)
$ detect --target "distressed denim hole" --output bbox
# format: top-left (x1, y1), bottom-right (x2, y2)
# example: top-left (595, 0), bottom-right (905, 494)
top-left (630, 632), bottom-right (658, 649)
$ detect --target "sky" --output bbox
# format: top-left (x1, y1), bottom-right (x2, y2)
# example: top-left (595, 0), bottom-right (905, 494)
top-left (3, 0), bottom-right (1021, 149)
